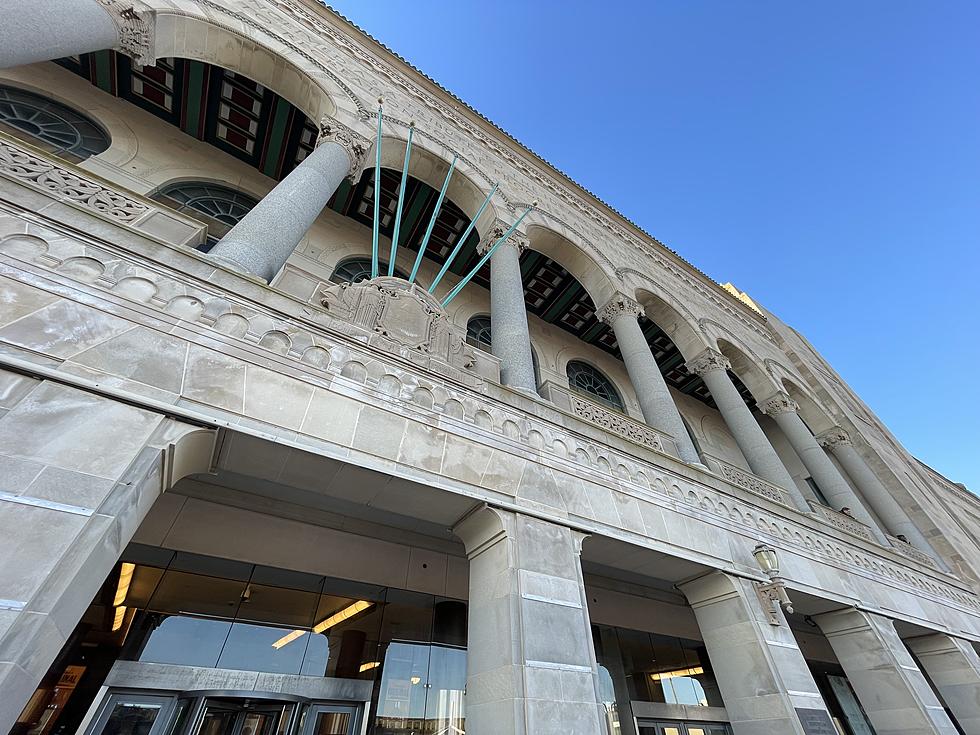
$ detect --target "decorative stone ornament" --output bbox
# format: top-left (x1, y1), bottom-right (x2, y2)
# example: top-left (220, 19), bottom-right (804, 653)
top-left (320, 276), bottom-right (479, 373)
top-left (596, 293), bottom-right (644, 324)
top-left (817, 426), bottom-right (853, 448)
top-left (760, 391), bottom-right (801, 416)
top-left (97, 0), bottom-right (155, 65)
top-left (476, 221), bottom-right (529, 255)
top-left (684, 348), bottom-right (732, 377)
top-left (316, 118), bottom-right (369, 178)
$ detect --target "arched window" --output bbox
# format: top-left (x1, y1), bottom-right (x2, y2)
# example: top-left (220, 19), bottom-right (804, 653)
top-left (566, 360), bottom-right (623, 411)
top-left (330, 257), bottom-right (407, 284)
top-left (466, 315), bottom-right (492, 351)
top-left (153, 182), bottom-right (259, 252)
top-left (0, 85), bottom-right (110, 161)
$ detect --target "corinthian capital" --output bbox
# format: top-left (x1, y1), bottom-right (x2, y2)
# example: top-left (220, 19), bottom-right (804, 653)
top-left (817, 426), bottom-right (852, 448)
top-left (760, 391), bottom-right (800, 416)
top-left (476, 221), bottom-right (529, 255)
top-left (685, 348), bottom-right (731, 376)
top-left (317, 118), bottom-right (369, 178)
top-left (97, 0), bottom-right (155, 65)
top-left (596, 293), bottom-right (644, 325)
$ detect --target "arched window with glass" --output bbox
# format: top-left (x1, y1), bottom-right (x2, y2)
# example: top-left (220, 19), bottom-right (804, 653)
top-left (566, 360), bottom-right (624, 411)
top-left (466, 315), bottom-right (492, 351)
top-left (152, 182), bottom-right (260, 252)
top-left (0, 85), bottom-right (110, 162)
top-left (330, 257), bottom-right (407, 285)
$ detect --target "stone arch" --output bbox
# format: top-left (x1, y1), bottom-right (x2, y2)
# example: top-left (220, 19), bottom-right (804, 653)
top-left (524, 224), bottom-right (618, 308)
top-left (634, 287), bottom-right (710, 360)
top-left (780, 377), bottom-right (836, 434)
top-left (715, 337), bottom-right (781, 403)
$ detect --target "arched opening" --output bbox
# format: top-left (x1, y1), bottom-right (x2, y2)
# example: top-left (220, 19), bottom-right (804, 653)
top-left (55, 51), bottom-right (319, 182)
top-left (566, 360), bottom-right (624, 412)
top-left (330, 257), bottom-right (407, 285)
top-left (152, 181), bottom-right (259, 252)
top-left (0, 84), bottom-right (110, 161)
top-left (465, 314), bottom-right (492, 351)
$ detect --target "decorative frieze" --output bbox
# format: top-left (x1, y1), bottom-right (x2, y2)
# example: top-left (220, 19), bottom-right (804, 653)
top-left (888, 535), bottom-right (938, 568)
top-left (596, 293), bottom-right (644, 325)
top-left (760, 391), bottom-right (800, 416)
top-left (709, 457), bottom-right (788, 505)
top-left (684, 348), bottom-right (731, 377)
top-left (0, 140), bottom-right (148, 223)
top-left (316, 118), bottom-right (369, 178)
top-left (569, 395), bottom-right (663, 453)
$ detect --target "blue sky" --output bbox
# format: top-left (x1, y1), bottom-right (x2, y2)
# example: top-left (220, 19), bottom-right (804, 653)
top-left (328, 1), bottom-right (980, 491)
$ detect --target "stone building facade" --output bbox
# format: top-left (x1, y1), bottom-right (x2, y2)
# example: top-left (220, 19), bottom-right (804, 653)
top-left (0, 2), bottom-right (978, 735)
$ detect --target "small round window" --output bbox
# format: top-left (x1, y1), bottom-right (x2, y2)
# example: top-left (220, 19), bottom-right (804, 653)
top-left (566, 360), bottom-right (623, 411)
top-left (0, 85), bottom-right (110, 161)
top-left (153, 182), bottom-right (260, 252)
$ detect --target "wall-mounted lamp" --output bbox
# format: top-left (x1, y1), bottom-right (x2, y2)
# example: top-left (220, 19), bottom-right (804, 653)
top-left (753, 542), bottom-right (794, 626)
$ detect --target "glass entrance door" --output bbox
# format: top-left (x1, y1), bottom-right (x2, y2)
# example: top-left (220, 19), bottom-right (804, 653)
top-left (194, 700), bottom-right (294, 735)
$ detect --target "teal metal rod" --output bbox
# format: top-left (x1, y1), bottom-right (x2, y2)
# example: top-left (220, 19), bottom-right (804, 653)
top-left (388, 122), bottom-right (414, 277)
top-left (371, 99), bottom-right (383, 279)
top-left (428, 182), bottom-right (498, 294)
top-left (409, 155), bottom-right (457, 284)
top-left (441, 203), bottom-right (535, 307)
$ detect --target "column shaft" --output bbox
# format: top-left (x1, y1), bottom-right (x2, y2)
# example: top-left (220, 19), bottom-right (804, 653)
top-left (905, 633), bottom-right (980, 733)
top-left (209, 139), bottom-right (353, 282)
top-left (489, 241), bottom-right (537, 393)
top-left (766, 403), bottom-right (888, 543)
top-left (680, 572), bottom-right (835, 735)
top-left (815, 609), bottom-right (959, 735)
top-left (1, 0), bottom-right (117, 69)
top-left (822, 431), bottom-right (936, 554)
top-left (606, 306), bottom-right (700, 464)
top-left (454, 508), bottom-right (603, 735)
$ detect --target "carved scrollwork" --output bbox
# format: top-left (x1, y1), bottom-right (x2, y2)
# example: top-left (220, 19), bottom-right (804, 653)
top-left (317, 118), bottom-right (369, 178)
top-left (96, 0), bottom-right (155, 65)
top-left (476, 221), bottom-right (529, 255)
top-left (760, 391), bottom-right (800, 416)
top-left (712, 459), bottom-right (787, 505)
top-left (596, 293), bottom-right (644, 325)
top-left (570, 395), bottom-right (664, 453)
top-left (684, 348), bottom-right (731, 377)
top-left (817, 426), bottom-right (852, 449)
top-left (809, 501), bottom-right (876, 543)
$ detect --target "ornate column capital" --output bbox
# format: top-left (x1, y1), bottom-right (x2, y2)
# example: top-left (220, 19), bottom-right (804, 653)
top-left (476, 221), bottom-right (529, 255)
top-left (97, 0), bottom-right (155, 65)
top-left (760, 391), bottom-right (800, 416)
top-left (685, 348), bottom-right (731, 377)
top-left (316, 118), bottom-right (369, 178)
top-left (596, 293), bottom-right (644, 325)
top-left (817, 426), bottom-right (852, 449)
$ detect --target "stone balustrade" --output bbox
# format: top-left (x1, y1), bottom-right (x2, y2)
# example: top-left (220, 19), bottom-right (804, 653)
top-left (701, 452), bottom-right (792, 506)
top-left (888, 534), bottom-right (938, 568)
top-left (808, 500), bottom-right (877, 543)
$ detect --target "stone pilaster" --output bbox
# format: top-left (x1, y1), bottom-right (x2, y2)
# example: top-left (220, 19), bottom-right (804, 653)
top-left (815, 609), bottom-right (959, 735)
top-left (454, 507), bottom-right (603, 735)
top-left (686, 351), bottom-right (806, 509)
top-left (905, 633), bottom-right (980, 733)
top-left (762, 394), bottom-right (888, 543)
top-left (680, 571), bottom-right (835, 735)
top-left (598, 293), bottom-right (702, 465)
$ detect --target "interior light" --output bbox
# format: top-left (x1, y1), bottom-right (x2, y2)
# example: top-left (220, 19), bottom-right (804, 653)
top-left (410, 676), bottom-right (422, 685)
top-left (359, 661), bottom-right (380, 672)
top-left (113, 562), bottom-right (135, 607)
top-left (270, 600), bottom-right (374, 649)
top-left (650, 666), bottom-right (704, 681)
top-left (111, 606), bottom-right (126, 632)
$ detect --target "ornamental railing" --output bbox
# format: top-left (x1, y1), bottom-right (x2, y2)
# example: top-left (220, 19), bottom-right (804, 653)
top-left (701, 453), bottom-right (792, 507)
top-left (808, 500), bottom-right (877, 543)
top-left (887, 534), bottom-right (938, 568)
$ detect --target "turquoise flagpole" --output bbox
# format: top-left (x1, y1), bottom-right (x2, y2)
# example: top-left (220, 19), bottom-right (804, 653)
top-left (428, 182), bottom-right (498, 294)
top-left (441, 203), bottom-right (535, 307)
top-left (388, 122), bottom-right (414, 277)
top-left (409, 155), bottom-right (457, 283)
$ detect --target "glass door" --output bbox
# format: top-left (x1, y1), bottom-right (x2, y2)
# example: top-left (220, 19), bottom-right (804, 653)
top-left (638, 722), bottom-right (731, 735)
top-left (87, 694), bottom-right (180, 735)
top-left (193, 700), bottom-right (295, 735)
top-left (301, 704), bottom-right (359, 735)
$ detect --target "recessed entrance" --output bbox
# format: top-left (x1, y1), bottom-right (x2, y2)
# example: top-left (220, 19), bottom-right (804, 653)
top-left (637, 720), bottom-right (731, 735)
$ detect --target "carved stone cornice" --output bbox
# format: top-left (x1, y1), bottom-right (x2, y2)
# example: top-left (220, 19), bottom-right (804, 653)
top-left (476, 222), bottom-right (529, 255)
top-left (316, 118), bottom-right (369, 178)
top-left (817, 426), bottom-right (852, 449)
top-left (760, 391), bottom-right (800, 416)
top-left (685, 348), bottom-right (731, 377)
top-left (96, 0), bottom-right (155, 65)
top-left (596, 293), bottom-right (643, 325)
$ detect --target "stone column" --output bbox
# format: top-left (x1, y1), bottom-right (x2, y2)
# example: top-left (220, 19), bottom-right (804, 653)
top-left (0, 371), bottom-right (212, 732)
top-left (686, 350), bottom-right (807, 510)
top-left (817, 427), bottom-right (937, 555)
top-left (598, 294), bottom-right (702, 466)
top-left (814, 609), bottom-right (959, 735)
top-left (0, 0), bottom-right (155, 70)
top-left (483, 228), bottom-right (537, 394)
top-left (453, 507), bottom-right (603, 735)
top-left (905, 633), bottom-right (980, 733)
top-left (208, 120), bottom-right (367, 282)
top-left (761, 393), bottom-right (888, 544)
top-left (680, 572), bottom-right (835, 735)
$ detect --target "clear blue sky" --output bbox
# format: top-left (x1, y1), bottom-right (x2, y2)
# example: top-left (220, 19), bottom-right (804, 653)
top-left (328, 1), bottom-right (980, 491)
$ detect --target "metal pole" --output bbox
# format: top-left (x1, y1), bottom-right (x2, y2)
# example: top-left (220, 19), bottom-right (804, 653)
top-left (409, 155), bottom-right (457, 283)
top-left (389, 122), bottom-right (414, 277)
top-left (371, 99), bottom-right (383, 279)
top-left (441, 204), bottom-right (535, 307)
top-left (428, 182), bottom-right (498, 294)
